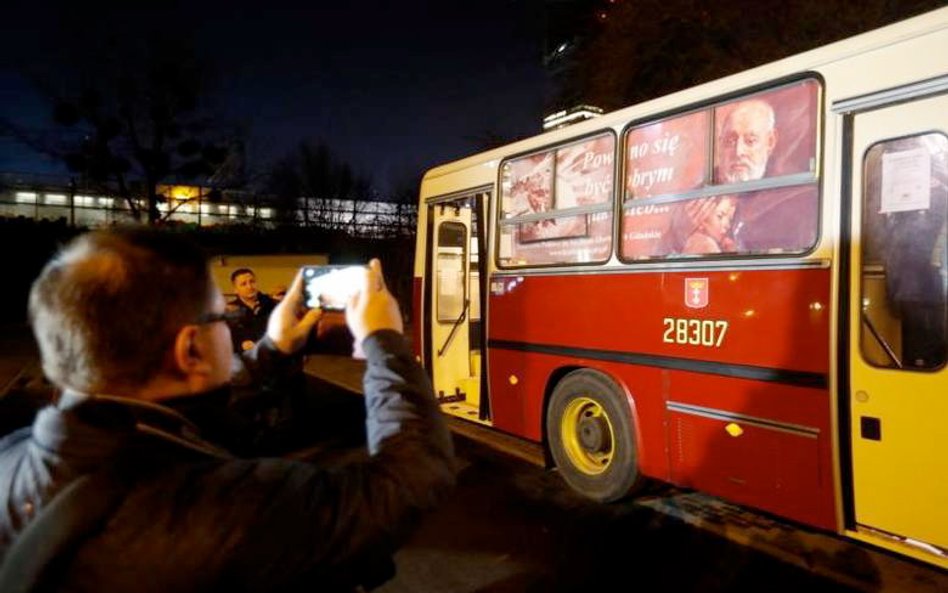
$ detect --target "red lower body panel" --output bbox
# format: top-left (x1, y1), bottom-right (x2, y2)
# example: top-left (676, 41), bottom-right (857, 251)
top-left (485, 268), bottom-right (836, 530)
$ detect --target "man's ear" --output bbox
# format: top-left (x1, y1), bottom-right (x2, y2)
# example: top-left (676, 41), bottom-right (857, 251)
top-left (767, 129), bottom-right (778, 153)
top-left (172, 325), bottom-right (212, 376)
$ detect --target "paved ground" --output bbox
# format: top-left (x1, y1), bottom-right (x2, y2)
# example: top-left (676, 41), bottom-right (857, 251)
top-left (377, 439), bottom-right (860, 593)
top-left (304, 355), bottom-right (948, 593)
top-left (2, 327), bottom-right (946, 591)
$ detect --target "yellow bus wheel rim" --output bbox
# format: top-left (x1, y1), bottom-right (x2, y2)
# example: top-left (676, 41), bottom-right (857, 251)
top-left (560, 396), bottom-right (615, 476)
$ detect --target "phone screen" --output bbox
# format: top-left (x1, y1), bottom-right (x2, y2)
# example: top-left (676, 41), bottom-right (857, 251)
top-left (301, 265), bottom-right (364, 311)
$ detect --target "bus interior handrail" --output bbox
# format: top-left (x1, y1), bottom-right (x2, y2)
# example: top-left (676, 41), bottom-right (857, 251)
top-left (861, 309), bottom-right (903, 369)
top-left (437, 299), bottom-right (469, 357)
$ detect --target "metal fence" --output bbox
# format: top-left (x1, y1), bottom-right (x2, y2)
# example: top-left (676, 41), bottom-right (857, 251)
top-left (0, 173), bottom-right (417, 238)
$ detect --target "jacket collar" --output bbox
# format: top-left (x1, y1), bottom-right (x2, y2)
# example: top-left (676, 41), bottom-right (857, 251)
top-left (37, 390), bottom-right (233, 461)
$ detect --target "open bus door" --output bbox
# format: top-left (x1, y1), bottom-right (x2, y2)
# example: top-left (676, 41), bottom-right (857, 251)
top-left (426, 192), bottom-right (490, 423)
top-left (846, 89), bottom-right (948, 564)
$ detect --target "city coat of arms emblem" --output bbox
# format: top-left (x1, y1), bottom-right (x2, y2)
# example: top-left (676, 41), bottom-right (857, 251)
top-left (685, 278), bottom-right (709, 309)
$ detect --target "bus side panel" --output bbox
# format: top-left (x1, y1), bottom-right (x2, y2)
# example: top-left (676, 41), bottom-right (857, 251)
top-left (488, 268), bottom-right (830, 373)
top-left (667, 371), bottom-right (834, 530)
top-left (486, 267), bottom-right (834, 529)
top-left (485, 346), bottom-right (834, 529)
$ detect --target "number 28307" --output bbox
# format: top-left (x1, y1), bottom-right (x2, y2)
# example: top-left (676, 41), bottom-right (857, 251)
top-left (662, 318), bottom-right (729, 347)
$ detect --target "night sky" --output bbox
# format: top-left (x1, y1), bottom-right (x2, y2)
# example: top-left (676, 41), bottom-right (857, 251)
top-left (0, 0), bottom-right (551, 193)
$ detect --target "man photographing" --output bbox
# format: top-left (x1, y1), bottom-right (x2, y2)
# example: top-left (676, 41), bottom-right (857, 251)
top-left (0, 229), bottom-right (455, 591)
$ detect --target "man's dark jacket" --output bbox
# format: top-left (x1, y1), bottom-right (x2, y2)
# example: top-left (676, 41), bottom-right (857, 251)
top-left (227, 293), bottom-right (277, 353)
top-left (0, 330), bottom-right (455, 592)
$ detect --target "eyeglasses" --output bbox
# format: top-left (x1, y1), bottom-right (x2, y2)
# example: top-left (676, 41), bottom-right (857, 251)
top-left (196, 310), bottom-right (241, 325)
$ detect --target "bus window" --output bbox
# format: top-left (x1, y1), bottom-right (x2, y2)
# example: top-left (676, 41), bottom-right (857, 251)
top-left (498, 134), bottom-right (615, 267)
top-left (500, 149), bottom-right (554, 220)
top-left (861, 132), bottom-right (948, 370)
top-left (621, 79), bottom-right (820, 260)
top-left (436, 222), bottom-right (467, 323)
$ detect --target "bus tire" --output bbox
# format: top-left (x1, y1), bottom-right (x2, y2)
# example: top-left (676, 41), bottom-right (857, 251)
top-left (547, 370), bottom-right (639, 502)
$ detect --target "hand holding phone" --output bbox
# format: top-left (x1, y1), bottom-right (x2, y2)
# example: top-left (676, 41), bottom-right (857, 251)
top-left (346, 259), bottom-right (402, 358)
top-left (266, 269), bottom-right (324, 354)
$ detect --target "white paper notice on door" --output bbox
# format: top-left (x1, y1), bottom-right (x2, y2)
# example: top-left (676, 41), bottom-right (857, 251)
top-left (880, 147), bottom-right (931, 213)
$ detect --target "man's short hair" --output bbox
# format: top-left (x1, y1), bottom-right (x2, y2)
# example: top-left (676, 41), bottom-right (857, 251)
top-left (230, 268), bottom-right (255, 284)
top-left (29, 229), bottom-right (214, 393)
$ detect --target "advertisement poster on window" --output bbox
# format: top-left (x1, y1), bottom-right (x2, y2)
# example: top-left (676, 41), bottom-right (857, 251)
top-left (713, 79), bottom-right (819, 184)
top-left (519, 216), bottom-right (588, 243)
top-left (505, 136), bottom-right (614, 264)
top-left (622, 80), bottom-right (820, 259)
top-left (502, 151), bottom-right (553, 219)
top-left (625, 110), bottom-right (708, 201)
top-left (622, 186), bottom-right (820, 258)
top-left (557, 135), bottom-right (615, 207)
top-left (503, 213), bottom-right (612, 266)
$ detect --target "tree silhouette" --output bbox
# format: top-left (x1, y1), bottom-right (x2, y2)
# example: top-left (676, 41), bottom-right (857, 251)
top-left (266, 140), bottom-right (374, 230)
top-left (557, 0), bottom-right (946, 112)
top-left (7, 34), bottom-right (231, 224)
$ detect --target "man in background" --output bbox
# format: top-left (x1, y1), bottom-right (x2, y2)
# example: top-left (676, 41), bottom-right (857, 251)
top-left (226, 267), bottom-right (291, 449)
top-left (228, 267), bottom-right (277, 353)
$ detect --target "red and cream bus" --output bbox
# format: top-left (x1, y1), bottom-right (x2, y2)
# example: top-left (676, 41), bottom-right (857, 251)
top-left (412, 8), bottom-right (948, 568)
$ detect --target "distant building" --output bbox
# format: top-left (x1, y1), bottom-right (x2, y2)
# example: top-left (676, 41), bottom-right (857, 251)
top-left (542, 104), bottom-right (604, 130)
top-left (542, 0), bottom-right (615, 125)
top-left (0, 172), bottom-right (416, 237)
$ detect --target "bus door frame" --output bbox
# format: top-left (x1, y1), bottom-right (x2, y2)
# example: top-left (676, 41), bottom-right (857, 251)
top-left (424, 189), bottom-right (492, 421)
top-left (837, 78), bottom-right (948, 558)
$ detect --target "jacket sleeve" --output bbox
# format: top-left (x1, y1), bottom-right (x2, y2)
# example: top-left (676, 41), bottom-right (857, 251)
top-left (229, 335), bottom-right (295, 388)
top-left (222, 330), bottom-right (456, 589)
